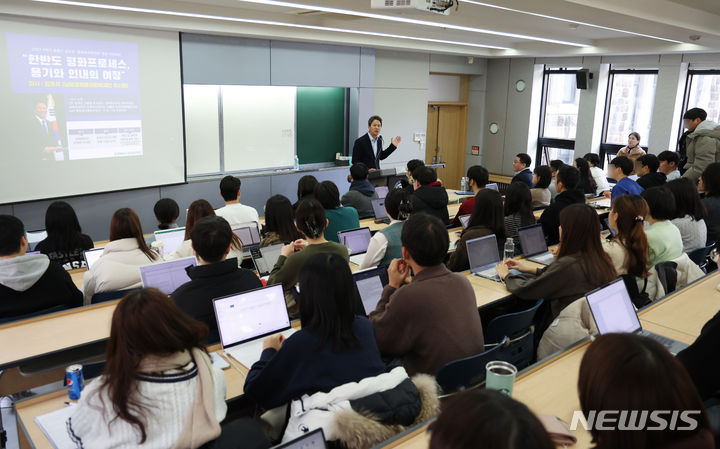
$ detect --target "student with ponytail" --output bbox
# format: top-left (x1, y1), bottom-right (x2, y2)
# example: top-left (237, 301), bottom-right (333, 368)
top-left (603, 194), bottom-right (650, 278)
top-left (360, 188), bottom-right (413, 270)
top-left (267, 199), bottom-right (349, 316)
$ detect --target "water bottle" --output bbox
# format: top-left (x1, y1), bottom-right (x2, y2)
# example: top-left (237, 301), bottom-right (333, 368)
top-left (504, 238), bottom-right (515, 261)
top-left (460, 177), bottom-right (468, 192)
top-left (294, 155), bottom-right (300, 170)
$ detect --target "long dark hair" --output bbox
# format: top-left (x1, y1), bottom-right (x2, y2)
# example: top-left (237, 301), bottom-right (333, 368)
top-left (184, 199), bottom-right (241, 250)
top-left (100, 288), bottom-right (209, 444)
top-left (558, 203), bottom-right (616, 285)
top-left (611, 195), bottom-right (650, 278)
top-left (575, 158), bottom-right (597, 194)
top-left (263, 195), bottom-right (302, 242)
top-left (43, 201), bottom-right (86, 250)
top-left (468, 189), bottom-right (506, 244)
top-left (384, 188), bottom-right (413, 220)
top-left (295, 199), bottom-right (327, 239)
top-left (298, 253), bottom-right (361, 351)
top-left (533, 165), bottom-right (552, 189)
top-left (666, 178), bottom-right (707, 221)
top-left (109, 208), bottom-right (157, 261)
top-left (297, 175), bottom-right (318, 201)
top-left (504, 182), bottom-right (535, 226)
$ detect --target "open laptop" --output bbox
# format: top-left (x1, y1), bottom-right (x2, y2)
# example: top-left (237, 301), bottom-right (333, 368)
top-left (458, 214), bottom-right (471, 229)
top-left (338, 227), bottom-right (373, 265)
top-left (213, 284), bottom-right (297, 368)
top-left (486, 183), bottom-right (499, 192)
top-left (154, 227), bottom-right (186, 257)
top-left (82, 247), bottom-right (104, 269)
top-left (375, 186), bottom-right (389, 199)
top-left (518, 224), bottom-right (555, 265)
top-left (232, 222), bottom-right (262, 256)
top-left (273, 428), bottom-right (327, 449)
top-left (251, 243), bottom-right (284, 280)
top-left (467, 234), bottom-right (503, 281)
top-left (140, 257), bottom-right (196, 295)
top-left (586, 278), bottom-right (689, 355)
top-left (371, 198), bottom-right (390, 224)
top-left (353, 266), bottom-right (389, 315)
top-left (26, 230), bottom-right (47, 251)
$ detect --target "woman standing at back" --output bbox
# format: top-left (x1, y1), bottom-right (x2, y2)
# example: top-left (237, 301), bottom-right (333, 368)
top-left (35, 201), bottom-right (93, 270)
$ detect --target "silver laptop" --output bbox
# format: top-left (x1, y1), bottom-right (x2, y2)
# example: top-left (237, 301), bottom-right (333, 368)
top-left (213, 284), bottom-right (296, 368)
top-left (518, 224), bottom-right (554, 265)
top-left (154, 227), bottom-right (186, 257)
top-left (458, 214), bottom-right (471, 229)
top-left (353, 267), bottom-right (389, 315)
top-left (338, 227), bottom-right (373, 265)
top-left (26, 229), bottom-right (47, 251)
top-left (251, 243), bottom-right (284, 279)
top-left (82, 247), bottom-right (104, 269)
top-left (273, 428), bottom-right (327, 449)
top-left (140, 257), bottom-right (196, 295)
top-left (232, 222), bottom-right (262, 256)
top-left (586, 279), bottom-right (689, 355)
top-left (467, 234), bottom-right (503, 281)
top-left (486, 183), bottom-right (499, 191)
top-left (375, 186), bottom-right (389, 199)
top-left (371, 198), bottom-right (390, 224)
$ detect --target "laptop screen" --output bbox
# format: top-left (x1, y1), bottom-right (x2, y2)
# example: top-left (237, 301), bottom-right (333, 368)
top-left (371, 198), bottom-right (388, 220)
top-left (273, 428), bottom-right (327, 449)
top-left (232, 222), bottom-right (261, 248)
top-left (154, 228), bottom-right (186, 256)
top-left (375, 186), bottom-right (389, 199)
top-left (213, 284), bottom-right (291, 348)
top-left (458, 214), bottom-right (471, 229)
top-left (466, 234), bottom-right (500, 270)
top-left (141, 257), bottom-right (196, 295)
top-left (26, 230), bottom-right (47, 250)
top-left (338, 228), bottom-right (372, 256)
top-left (83, 248), bottom-right (104, 269)
top-left (486, 183), bottom-right (499, 191)
top-left (252, 243), bottom-right (284, 276)
top-left (586, 279), bottom-right (641, 334)
top-left (518, 224), bottom-right (548, 257)
top-left (353, 267), bottom-right (388, 314)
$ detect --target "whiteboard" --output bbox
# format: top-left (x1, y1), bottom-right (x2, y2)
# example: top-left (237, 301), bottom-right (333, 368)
top-left (184, 85), bottom-right (221, 175)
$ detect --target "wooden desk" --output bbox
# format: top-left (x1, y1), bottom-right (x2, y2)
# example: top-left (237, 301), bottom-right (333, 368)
top-left (68, 268), bottom-right (86, 289)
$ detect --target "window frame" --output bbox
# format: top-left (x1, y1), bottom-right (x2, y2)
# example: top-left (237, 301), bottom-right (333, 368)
top-left (536, 67), bottom-right (582, 166)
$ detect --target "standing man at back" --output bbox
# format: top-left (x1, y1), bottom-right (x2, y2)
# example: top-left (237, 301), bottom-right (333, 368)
top-left (352, 115), bottom-right (401, 170)
top-left (682, 107), bottom-right (720, 182)
top-left (511, 153), bottom-right (533, 187)
top-left (215, 175), bottom-right (259, 225)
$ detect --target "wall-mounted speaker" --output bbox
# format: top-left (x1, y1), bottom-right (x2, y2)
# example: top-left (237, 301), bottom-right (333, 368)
top-left (576, 69), bottom-right (593, 90)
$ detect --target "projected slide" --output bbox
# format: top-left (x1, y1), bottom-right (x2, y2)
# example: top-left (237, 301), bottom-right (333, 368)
top-left (6, 33), bottom-right (142, 161)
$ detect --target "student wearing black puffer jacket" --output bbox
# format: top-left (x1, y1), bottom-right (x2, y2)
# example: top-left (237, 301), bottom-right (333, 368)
top-left (538, 166), bottom-right (585, 245)
top-left (410, 166), bottom-right (449, 225)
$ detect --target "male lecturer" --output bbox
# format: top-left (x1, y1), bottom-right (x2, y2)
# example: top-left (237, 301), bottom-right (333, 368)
top-left (352, 115), bottom-right (401, 170)
top-left (31, 100), bottom-right (62, 161)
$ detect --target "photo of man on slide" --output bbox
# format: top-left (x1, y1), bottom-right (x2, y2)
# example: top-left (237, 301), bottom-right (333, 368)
top-left (27, 94), bottom-right (67, 161)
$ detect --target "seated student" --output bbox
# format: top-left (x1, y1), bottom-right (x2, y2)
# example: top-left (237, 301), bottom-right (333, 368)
top-left (583, 152), bottom-right (611, 195)
top-left (244, 253), bottom-right (386, 409)
top-left (538, 166), bottom-right (585, 245)
top-left (504, 182), bottom-right (536, 240)
top-left (530, 165), bottom-right (552, 207)
top-left (82, 208), bottom-right (160, 302)
top-left (574, 157), bottom-right (597, 195)
top-left (261, 195), bottom-right (303, 247)
top-left (605, 156), bottom-right (644, 202)
top-left (635, 154), bottom-right (667, 189)
top-left (666, 178), bottom-right (708, 252)
top-left (677, 311), bottom-right (720, 402)
top-left (341, 162), bottom-right (379, 219)
top-left (0, 215), bottom-right (83, 320)
top-left (171, 216), bottom-right (262, 344)
top-left (166, 199), bottom-right (243, 264)
top-left (268, 199), bottom-right (348, 314)
top-left (293, 175), bottom-right (318, 210)
top-left (642, 186), bottom-right (684, 267)
top-left (153, 198), bottom-right (180, 230)
top-left (411, 165), bottom-right (449, 225)
top-left (448, 189), bottom-right (506, 272)
top-left (214, 175), bottom-right (259, 225)
top-left (498, 204), bottom-right (617, 325)
top-left (314, 181), bottom-right (360, 243)
top-left (511, 153), bottom-right (533, 187)
top-left (700, 163), bottom-right (720, 244)
top-left (578, 334), bottom-right (714, 449)
top-left (68, 288), bottom-right (227, 448)
top-left (547, 159), bottom-right (564, 200)
top-left (369, 213), bottom-right (485, 376)
top-left (603, 194), bottom-right (650, 278)
top-left (393, 159), bottom-right (424, 193)
top-left (451, 165), bottom-right (489, 227)
top-left (34, 201), bottom-right (93, 270)
top-left (658, 150), bottom-right (682, 181)
top-left (429, 389), bottom-right (555, 449)
top-left (359, 188), bottom-right (412, 270)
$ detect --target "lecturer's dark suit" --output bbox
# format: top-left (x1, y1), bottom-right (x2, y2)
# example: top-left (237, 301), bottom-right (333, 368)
top-left (351, 133), bottom-right (397, 170)
top-left (29, 116), bottom-right (61, 161)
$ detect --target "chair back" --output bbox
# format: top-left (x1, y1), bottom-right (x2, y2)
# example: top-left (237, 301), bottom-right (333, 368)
top-left (654, 261), bottom-right (678, 295)
top-left (436, 336), bottom-right (510, 394)
top-left (91, 288), bottom-right (138, 304)
top-left (688, 242), bottom-right (716, 272)
top-left (483, 299), bottom-right (544, 369)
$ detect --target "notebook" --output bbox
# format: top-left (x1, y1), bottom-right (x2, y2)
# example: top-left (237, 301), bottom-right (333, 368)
top-left (467, 234), bottom-right (503, 281)
top-left (586, 279), bottom-right (689, 355)
top-left (154, 227), bottom-right (186, 256)
top-left (140, 257), bottom-right (196, 295)
top-left (214, 284), bottom-right (296, 368)
top-left (82, 247), bottom-right (104, 270)
top-left (371, 198), bottom-right (390, 224)
top-left (232, 222), bottom-right (262, 256)
top-left (353, 266), bottom-right (389, 315)
top-left (34, 404), bottom-right (76, 449)
top-left (273, 428), bottom-right (327, 449)
top-left (518, 224), bottom-right (555, 265)
top-left (26, 229), bottom-right (47, 251)
top-left (251, 243), bottom-right (284, 278)
top-left (375, 186), bottom-right (389, 199)
top-left (338, 227), bottom-right (373, 265)
top-left (458, 214), bottom-right (471, 229)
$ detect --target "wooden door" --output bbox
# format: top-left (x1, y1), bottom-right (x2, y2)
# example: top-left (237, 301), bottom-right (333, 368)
top-left (425, 103), bottom-right (467, 190)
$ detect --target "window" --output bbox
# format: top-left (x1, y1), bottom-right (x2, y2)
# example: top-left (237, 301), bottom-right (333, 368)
top-left (683, 70), bottom-right (720, 123)
top-left (537, 68), bottom-right (581, 165)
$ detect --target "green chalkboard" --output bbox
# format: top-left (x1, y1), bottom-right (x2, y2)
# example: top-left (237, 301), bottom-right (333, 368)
top-left (296, 87), bottom-right (345, 164)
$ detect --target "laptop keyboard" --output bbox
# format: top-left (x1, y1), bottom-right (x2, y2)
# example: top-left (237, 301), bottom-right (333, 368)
top-left (349, 254), bottom-right (366, 265)
top-left (474, 267), bottom-right (499, 280)
top-left (639, 331), bottom-right (676, 349)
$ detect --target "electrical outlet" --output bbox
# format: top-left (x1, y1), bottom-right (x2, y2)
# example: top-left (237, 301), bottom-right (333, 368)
top-left (413, 132), bottom-right (426, 142)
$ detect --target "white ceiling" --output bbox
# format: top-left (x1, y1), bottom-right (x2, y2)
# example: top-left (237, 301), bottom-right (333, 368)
top-left (3, 0), bottom-right (720, 57)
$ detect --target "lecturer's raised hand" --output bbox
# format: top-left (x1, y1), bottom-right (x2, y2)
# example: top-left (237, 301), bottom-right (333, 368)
top-left (391, 136), bottom-right (402, 147)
